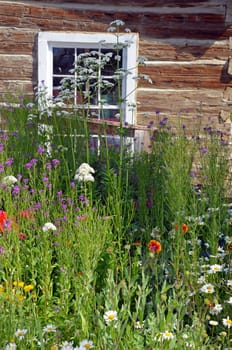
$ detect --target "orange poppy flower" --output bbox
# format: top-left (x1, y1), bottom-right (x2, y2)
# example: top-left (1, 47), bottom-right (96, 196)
top-left (148, 239), bottom-right (162, 253)
top-left (182, 223), bottom-right (189, 234)
top-left (133, 241), bottom-right (142, 246)
top-left (175, 223), bottom-right (189, 234)
top-left (78, 215), bottom-right (87, 221)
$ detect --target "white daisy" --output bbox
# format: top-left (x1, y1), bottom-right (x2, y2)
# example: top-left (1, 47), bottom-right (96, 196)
top-left (43, 324), bottom-right (56, 333)
top-left (15, 328), bottom-right (27, 340)
top-left (222, 316), bottom-right (232, 328)
top-left (61, 341), bottom-right (74, 350)
top-left (209, 320), bottom-right (219, 326)
top-left (78, 339), bottom-right (94, 349)
top-left (160, 331), bottom-right (174, 340)
top-left (200, 283), bottom-right (215, 294)
top-left (103, 310), bottom-right (118, 324)
top-left (134, 320), bottom-right (144, 329)
top-left (208, 264), bottom-right (223, 274)
top-left (5, 343), bottom-right (17, 350)
top-left (209, 304), bottom-right (223, 315)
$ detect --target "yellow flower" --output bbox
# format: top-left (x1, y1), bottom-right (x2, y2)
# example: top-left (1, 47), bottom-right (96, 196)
top-left (24, 284), bottom-right (34, 292)
top-left (16, 295), bottom-right (25, 301)
top-left (51, 346), bottom-right (58, 350)
top-left (13, 281), bottom-right (25, 287)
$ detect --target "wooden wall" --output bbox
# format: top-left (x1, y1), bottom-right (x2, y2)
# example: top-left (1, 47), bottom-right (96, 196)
top-left (0, 0), bottom-right (232, 135)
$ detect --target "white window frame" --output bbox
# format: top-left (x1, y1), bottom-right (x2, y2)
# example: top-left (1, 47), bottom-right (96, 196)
top-left (38, 31), bottom-right (138, 125)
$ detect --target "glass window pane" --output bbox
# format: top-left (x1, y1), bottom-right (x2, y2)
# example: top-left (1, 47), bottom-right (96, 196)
top-left (53, 48), bottom-right (75, 74)
top-left (101, 49), bottom-right (122, 76)
top-left (100, 79), bottom-right (119, 105)
top-left (89, 108), bottom-right (120, 121)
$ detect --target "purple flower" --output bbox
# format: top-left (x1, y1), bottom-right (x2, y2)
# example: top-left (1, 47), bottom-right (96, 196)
top-left (37, 147), bottom-right (45, 154)
top-left (0, 246), bottom-right (5, 254)
top-left (25, 162), bottom-right (33, 169)
top-left (30, 158), bottom-right (38, 165)
top-left (34, 202), bottom-right (41, 209)
top-left (46, 162), bottom-right (52, 170)
top-left (12, 185), bottom-right (20, 195)
top-left (5, 158), bottom-right (14, 166)
top-left (52, 159), bottom-right (60, 166)
top-left (159, 117), bottom-right (168, 126)
top-left (0, 164), bottom-right (4, 173)
top-left (0, 143), bottom-right (4, 152)
top-left (200, 147), bottom-right (208, 154)
top-left (17, 174), bottom-right (23, 181)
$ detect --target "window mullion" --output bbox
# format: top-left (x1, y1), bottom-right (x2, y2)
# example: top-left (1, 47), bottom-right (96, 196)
top-left (74, 48), bottom-right (77, 105)
top-left (97, 46), bottom-right (102, 120)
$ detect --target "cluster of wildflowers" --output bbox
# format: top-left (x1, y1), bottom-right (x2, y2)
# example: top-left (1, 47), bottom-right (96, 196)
top-left (42, 222), bottom-right (57, 232)
top-left (74, 163), bottom-right (95, 183)
top-left (1, 175), bottom-right (18, 187)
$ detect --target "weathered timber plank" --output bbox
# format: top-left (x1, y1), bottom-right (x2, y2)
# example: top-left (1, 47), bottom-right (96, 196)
top-left (138, 63), bottom-right (232, 89)
top-left (136, 88), bottom-right (227, 113)
top-left (0, 80), bottom-right (34, 97)
top-left (0, 2), bottom-right (228, 40)
top-left (1, 30), bottom-right (229, 61)
top-left (136, 88), bottom-right (231, 133)
top-left (8, 0), bottom-right (227, 6)
top-left (0, 28), bottom-right (36, 55)
top-left (139, 39), bottom-right (230, 61)
top-left (0, 54), bottom-right (33, 80)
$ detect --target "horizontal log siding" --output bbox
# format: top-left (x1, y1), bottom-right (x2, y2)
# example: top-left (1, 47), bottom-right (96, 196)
top-left (0, 0), bottom-right (231, 133)
top-left (139, 62), bottom-right (232, 89)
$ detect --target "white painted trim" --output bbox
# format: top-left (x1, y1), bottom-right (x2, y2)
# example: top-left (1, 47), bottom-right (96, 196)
top-left (38, 31), bottom-right (138, 125)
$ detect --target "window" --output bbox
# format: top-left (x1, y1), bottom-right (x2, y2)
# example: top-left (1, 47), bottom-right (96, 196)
top-left (38, 32), bottom-right (138, 125)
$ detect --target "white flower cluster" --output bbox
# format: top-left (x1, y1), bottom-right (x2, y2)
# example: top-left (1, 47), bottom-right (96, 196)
top-left (2, 175), bottom-right (17, 187)
top-left (74, 163), bottom-right (95, 183)
top-left (42, 222), bottom-right (57, 232)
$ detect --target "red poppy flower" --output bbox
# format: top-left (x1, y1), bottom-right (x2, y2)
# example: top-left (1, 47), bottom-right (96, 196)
top-left (0, 211), bottom-right (7, 232)
top-left (148, 240), bottom-right (162, 253)
top-left (19, 233), bottom-right (28, 240)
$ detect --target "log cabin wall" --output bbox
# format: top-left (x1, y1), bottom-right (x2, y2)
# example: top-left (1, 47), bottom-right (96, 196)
top-left (0, 0), bottom-right (232, 136)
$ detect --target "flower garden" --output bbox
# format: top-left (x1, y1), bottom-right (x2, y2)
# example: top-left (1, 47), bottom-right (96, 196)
top-left (0, 20), bottom-right (231, 350)
top-left (0, 97), bottom-right (231, 350)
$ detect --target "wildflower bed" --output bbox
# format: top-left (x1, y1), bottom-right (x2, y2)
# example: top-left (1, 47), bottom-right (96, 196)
top-left (0, 99), bottom-right (231, 350)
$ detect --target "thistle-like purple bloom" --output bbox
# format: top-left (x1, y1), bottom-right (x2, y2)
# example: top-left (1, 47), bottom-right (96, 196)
top-left (5, 158), bottom-right (14, 166)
